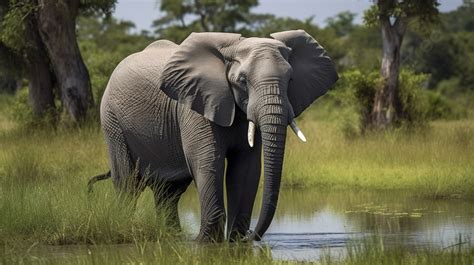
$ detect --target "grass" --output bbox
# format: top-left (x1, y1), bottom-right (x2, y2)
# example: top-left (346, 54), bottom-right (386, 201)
top-left (0, 127), bottom-right (168, 245)
top-left (1, 235), bottom-right (472, 264)
top-left (284, 119), bottom-right (474, 198)
top-left (1, 93), bottom-right (473, 263)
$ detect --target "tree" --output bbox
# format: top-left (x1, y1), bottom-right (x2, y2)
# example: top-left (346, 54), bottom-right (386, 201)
top-left (326, 11), bottom-right (356, 37)
top-left (364, 0), bottom-right (439, 128)
top-left (0, 0), bottom-right (56, 117)
top-left (153, 0), bottom-right (258, 42)
top-left (37, 0), bottom-right (94, 122)
top-left (77, 15), bottom-right (152, 104)
top-left (0, 0), bottom-right (116, 123)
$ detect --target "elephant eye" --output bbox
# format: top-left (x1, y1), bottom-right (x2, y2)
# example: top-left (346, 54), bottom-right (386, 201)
top-left (238, 74), bottom-right (247, 86)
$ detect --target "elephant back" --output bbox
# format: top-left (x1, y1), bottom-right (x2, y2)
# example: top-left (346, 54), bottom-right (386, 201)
top-left (124, 40), bottom-right (179, 84)
top-left (105, 40), bottom-right (179, 100)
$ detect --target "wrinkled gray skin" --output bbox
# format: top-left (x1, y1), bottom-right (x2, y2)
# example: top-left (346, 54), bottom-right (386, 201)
top-left (100, 30), bottom-right (338, 242)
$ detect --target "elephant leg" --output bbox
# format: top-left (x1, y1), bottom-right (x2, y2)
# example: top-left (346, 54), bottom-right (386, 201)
top-left (180, 118), bottom-right (226, 242)
top-left (193, 160), bottom-right (226, 242)
top-left (226, 141), bottom-right (262, 241)
top-left (150, 178), bottom-right (191, 232)
top-left (102, 109), bottom-right (143, 200)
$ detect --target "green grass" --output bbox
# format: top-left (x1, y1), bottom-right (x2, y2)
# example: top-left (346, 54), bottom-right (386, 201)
top-left (1, 235), bottom-right (472, 264)
top-left (0, 126), bottom-right (170, 245)
top-left (1, 93), bottom-right (472, 198)
top-left (284, 119), bottom-right (474, 198)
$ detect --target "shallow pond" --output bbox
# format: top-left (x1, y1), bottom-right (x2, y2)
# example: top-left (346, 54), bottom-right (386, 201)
top-left (20, 188), bottom-right (474, 262)
top-left (179, 188), bottom-right (474, 261)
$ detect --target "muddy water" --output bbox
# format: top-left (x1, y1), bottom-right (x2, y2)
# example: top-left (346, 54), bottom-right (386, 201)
top-left (179, 188), bottom-right (474, 260)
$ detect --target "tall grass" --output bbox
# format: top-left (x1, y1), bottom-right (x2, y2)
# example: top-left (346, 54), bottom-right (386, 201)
top-left (0, 126), bottom-right (174, 246)
top-left (284, 119), bottom-right (474, 198)
top-left (1, 234), bottom-right (472, 264)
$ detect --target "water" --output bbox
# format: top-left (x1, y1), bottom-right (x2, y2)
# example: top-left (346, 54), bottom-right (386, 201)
top-left (179, 188), bottom-right (474, 261)
top-left (21, 189), bottom-right (474, 262)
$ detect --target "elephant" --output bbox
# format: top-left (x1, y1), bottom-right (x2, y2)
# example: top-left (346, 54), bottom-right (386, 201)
top-left (96, 30), bottom-right (338, 242)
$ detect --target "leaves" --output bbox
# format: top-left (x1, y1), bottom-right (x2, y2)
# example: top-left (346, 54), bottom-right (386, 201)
top-left (364, 0), bottom-right (440, 28)
top-left (152, 0), bottom-right (258, 41)
top-left (79, 0), bottom-right (117, 16)
top-left (0, 0), bottom-right (37, 53)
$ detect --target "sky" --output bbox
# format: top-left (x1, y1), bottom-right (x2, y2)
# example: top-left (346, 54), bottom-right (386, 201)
top-left (114, 0), bottom-right (465, 32)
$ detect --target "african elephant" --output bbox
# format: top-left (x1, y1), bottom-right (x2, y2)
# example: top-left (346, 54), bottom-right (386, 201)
top-left (98, 30), bottom-right (338, 242)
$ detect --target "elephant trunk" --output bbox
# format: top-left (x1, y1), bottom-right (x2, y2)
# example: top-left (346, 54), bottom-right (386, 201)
top-left (249, 94), bottom-right (288, 241)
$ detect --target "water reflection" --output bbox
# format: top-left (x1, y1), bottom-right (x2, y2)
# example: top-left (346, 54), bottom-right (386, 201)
top-left (179, 188), bottom-right (474, 260)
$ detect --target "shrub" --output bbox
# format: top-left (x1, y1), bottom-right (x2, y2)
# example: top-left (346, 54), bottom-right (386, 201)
top-left (329, 70), bottom-right (380, 136)
top-left (7, 88), bottom-right (57, 129)
top-left (397, 69), bottom-right (430, 127)
top-left (330, 69), bottom-right (455, 136)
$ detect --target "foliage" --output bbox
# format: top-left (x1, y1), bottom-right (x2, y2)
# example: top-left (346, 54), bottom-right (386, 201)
top-left (77, 15), bottom-right (152, 105)
top-left (325, 11), bottom-right (356, 37)
top-left (6, 88), bottom-right (57, 129)
top-left (397, 70), bottom-right (431, 126)
top-left (342, 25), bottom-right (381, 71)
top-left (363, 0), bottom-right (440, 28)
top-left (0, 0), bottom-right (117, 53)
top-left (0, 0), bottom-right (36, 53)
top-left (247, 15), bottom-right (346, 65)
top-left (79, 0), bottom-right (117, 16)
top-left (442, 2), bottom-right (474, 32)
top-left (0, 71), bottom-right (18, 94)
top-left (329, 70), bottom-right (380, 135)
top-left (153, 0), bottom-right (258, 42)
top-left (409, 34), bottom-right (465, 88)
top-left (329, 69), bottom-right (456, 135)
top-left (399, 2), bottom-right (474, 96)
top-left (1, 0), bottom-right (469, 126)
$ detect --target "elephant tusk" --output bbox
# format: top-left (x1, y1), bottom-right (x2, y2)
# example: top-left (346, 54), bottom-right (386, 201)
top-left (290, 120), bottom-right (307, 143)
top-left (248, 121), bottom-right (255, 147)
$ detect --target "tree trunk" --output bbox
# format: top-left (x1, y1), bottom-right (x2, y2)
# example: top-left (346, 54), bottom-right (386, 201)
top-left (37, 0), bottom-right (93, 123)
top-left (24, 15), bottom-right (56, 118)
top-left (370, 18), bottom-right (406, 129)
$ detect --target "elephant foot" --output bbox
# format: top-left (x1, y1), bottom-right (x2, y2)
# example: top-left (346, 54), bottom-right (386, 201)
top-left (195, 233), bottom-right (224, 243)
top-left (195, 225), bottom-right (225, 243)
top-left (241, 230), bottom-right (262, 242)
top-left (228, 230), bottom-right (251, 243)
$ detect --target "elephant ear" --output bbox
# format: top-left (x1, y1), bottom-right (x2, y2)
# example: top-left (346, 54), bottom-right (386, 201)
top-left (270, 30), bottom-right (338, 117)
top-left (159, 32), bottom-right (241, 127)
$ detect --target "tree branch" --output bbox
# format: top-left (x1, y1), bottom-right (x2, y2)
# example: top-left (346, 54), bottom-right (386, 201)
top-left (194, 0), bottom-right (209, 31)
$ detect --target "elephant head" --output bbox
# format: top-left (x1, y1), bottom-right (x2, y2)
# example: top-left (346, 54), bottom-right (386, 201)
top-left (159, 30), bottom-right (338, 240)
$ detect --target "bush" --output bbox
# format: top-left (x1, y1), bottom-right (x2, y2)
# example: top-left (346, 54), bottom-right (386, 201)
top-left (329, 70), bottom-right (380, 136)
top-left (330, 69), bottom-right (455, 136)
top-left (8, 88), bottom-right (38, 128)
top-left (397, 69), bottom-right (430, 126)
top-left (398, 70), bottom-right (458, 123)
top-left (80, 42), bottom-right (127, 106)
top-left (7, 88), bottom-right (57, 129)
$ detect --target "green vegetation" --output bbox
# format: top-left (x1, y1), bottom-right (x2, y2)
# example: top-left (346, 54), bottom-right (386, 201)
top-left (284, 118), bottom-right (474, 198)
top-left (1, 93), bottom-right (472, 198)
top-left (1, 233), bottom-right (472, 264)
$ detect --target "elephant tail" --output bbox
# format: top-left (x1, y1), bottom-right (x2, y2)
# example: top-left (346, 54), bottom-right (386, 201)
top-left (87, 171), bottom-right (111, 193)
